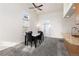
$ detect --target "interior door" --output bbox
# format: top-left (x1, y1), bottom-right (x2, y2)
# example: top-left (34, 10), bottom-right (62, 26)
top-left (43, 23), bottom-right (51, 37)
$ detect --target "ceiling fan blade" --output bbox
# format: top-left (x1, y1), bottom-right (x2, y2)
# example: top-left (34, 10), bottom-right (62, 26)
top-left (38, 5), bottom-right (43, 7)
top-left (30, 3), bottom-right (42, 11)
top-left (32, 3), bottom-right (37, 8)
top-left (37, 8), bottom-right (42, 11)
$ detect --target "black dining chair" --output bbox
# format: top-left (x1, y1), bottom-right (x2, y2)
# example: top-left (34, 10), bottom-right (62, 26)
top-left (25, 31), bottom-right (32, 45)
top-left (37, 31), bottom-right (44, 44)
top-left (25, 31), bottom-right (37, 48)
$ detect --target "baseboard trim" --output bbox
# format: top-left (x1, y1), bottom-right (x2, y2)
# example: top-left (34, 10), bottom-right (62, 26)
top-left (45, 36), bottom-right (64, 40)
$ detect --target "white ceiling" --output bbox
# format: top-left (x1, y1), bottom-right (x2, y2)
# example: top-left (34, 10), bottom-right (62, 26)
top-left (26, 3), bottom-right (63, 15)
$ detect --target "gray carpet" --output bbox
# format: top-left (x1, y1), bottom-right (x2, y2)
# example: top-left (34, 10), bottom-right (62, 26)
top-left (0, 37), bottom-right (69, 56)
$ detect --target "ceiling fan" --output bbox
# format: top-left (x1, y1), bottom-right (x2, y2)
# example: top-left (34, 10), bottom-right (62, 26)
top-left (29, 3), bottom-right (43, 11)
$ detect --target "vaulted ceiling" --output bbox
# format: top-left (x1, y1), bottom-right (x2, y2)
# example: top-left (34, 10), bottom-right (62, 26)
top-left (26, 3), bottom-right (63, 15)
top-left (64, 3), bottom-right (79, 18)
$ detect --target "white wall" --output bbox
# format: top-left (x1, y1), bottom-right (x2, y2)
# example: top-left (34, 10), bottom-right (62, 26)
top-left (63, 14), bottom-right (76, 34)
top-left (0, 3), bottom-right (37, 49)
top-left (37, 12), bottom-right (77, 38)
top-left (63, 13), bottom-right (79, 34)
top-left (29, 11), bottom-right (38, 33)
top-left (36, 11), bottom-right (63, 38)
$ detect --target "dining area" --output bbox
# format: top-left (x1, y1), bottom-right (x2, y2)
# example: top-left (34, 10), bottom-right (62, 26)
top-left (25, 31), bottom-right (44, 48)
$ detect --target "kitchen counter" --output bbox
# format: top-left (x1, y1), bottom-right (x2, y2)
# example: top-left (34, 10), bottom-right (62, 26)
top-left (64, 33), bottom-right (79, 46)
top-left (64, 33), bottom-right (79, 56)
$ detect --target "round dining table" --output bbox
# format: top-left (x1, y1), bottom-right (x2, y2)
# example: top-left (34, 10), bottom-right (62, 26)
top-left (32, 32), bottom-right (40, 37)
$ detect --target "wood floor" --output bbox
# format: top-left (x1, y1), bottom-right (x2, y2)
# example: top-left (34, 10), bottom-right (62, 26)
top-left (0, 37), bottom-right (69, 56)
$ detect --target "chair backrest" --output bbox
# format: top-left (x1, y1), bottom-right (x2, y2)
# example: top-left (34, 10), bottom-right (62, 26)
top-left (37, 31), bottom-right (44, 39)
top-left (26, 31), bottom-right (33, 41)
top-left (28, 31), bottom-right (32, 34)
top-left (38, 31), bottom-right (43, 35)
